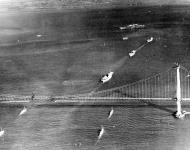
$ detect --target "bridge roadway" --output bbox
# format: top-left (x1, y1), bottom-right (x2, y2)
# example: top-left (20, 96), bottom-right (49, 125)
top-left (1, 96), bottom-right (190, 106)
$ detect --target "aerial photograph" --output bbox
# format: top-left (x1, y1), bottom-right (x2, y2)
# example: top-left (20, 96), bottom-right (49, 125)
top-left (1, 0), bottom-right (190, 149)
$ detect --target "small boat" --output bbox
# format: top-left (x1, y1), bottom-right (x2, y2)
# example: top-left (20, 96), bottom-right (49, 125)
top-left (147, 37), bottom-right (154, 43)
top-left (122, 36), bottom-right (129, 40)
top-left (19, 106), bottom-right (27, 116)
top-left (36, 34), bottom-right (42, 37)
top-left (0, 128), bottom-right (5, 137)
top-left (108, 107), bottom-right (114, 119)
top-left (127, 24), bottom-right (145, 30)
top-left (100, 72), bottom-right (114, 83)
top-left (129, 50), bottom-right (136, 57)
top-left (98, 126), bottom-right (105, 140)
top-left (119, 26), bottom-right (127, 30)
top-left (119, 24), bottom-right (145, 30)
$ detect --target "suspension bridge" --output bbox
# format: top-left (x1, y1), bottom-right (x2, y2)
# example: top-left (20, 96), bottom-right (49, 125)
top-left (0, 64), bottom-right (190, 101)
top-left (71, 64), bottom-right (190, 101)
top-left (0, 64), bottom-right (190, 117)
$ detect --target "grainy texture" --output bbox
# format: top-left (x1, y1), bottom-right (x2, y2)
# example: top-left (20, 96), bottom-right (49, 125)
top-left (1, 104), bottom-right (190, 150)
top-left (0, 0), bottom-right (189, 11)
top-left (0, 6), bottom-right (190, 95)
top-left (0, 3), bottom-right (190, 150)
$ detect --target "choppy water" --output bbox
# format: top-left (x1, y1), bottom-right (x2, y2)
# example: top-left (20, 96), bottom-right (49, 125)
top-left (1, 103), bottom-right (190, 150)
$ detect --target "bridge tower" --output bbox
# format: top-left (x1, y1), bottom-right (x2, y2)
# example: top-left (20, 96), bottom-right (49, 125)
top-left (175, 64), bottom-right (190, 119)
top-left (175, 64), bottom-right (182, 118)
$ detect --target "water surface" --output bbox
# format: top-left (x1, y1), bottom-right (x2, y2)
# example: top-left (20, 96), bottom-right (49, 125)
top-left (1, 103), bottom-right (190, 150)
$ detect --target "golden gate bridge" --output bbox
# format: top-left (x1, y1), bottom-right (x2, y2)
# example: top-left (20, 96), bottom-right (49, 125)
top-left (1, 64), bottom-right (190, 118)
